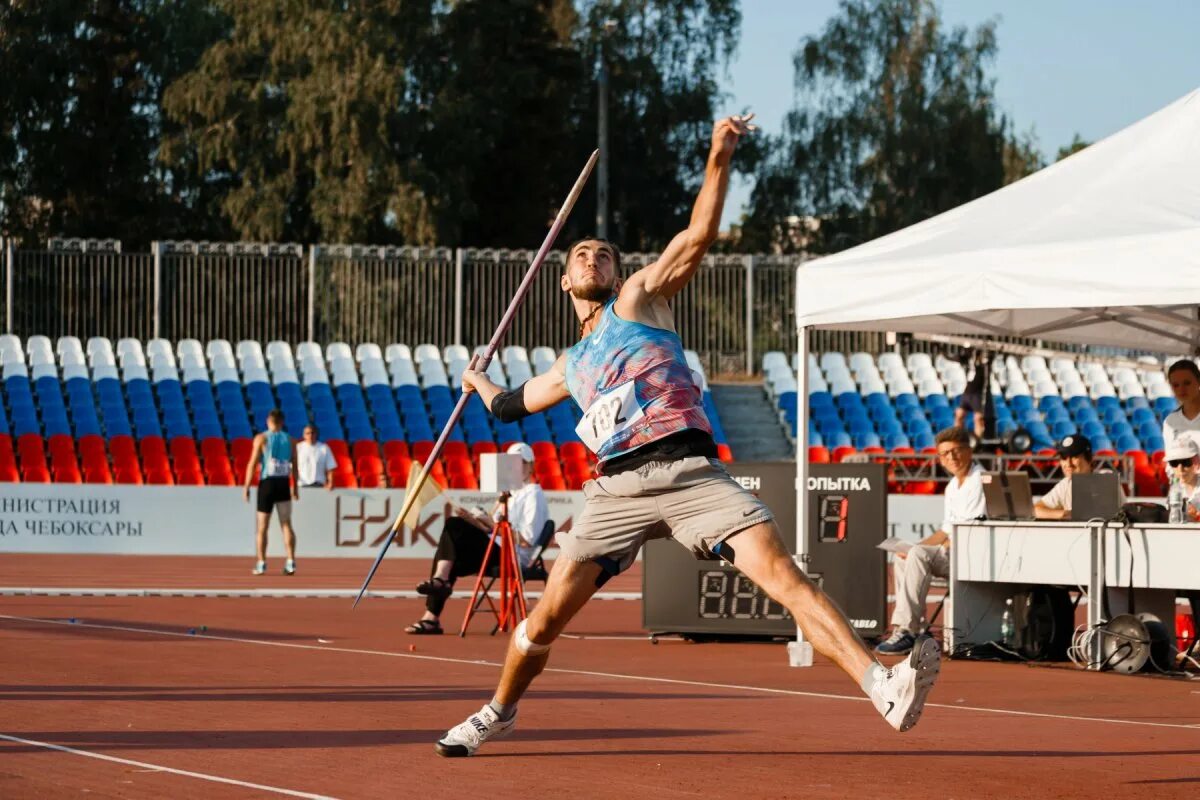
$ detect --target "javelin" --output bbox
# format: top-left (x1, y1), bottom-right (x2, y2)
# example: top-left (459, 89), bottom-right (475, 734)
top-left (353, 149), bottom-right (599, 608)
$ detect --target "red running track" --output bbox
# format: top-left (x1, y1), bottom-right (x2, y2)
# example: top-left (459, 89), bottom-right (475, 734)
top-left (0, 556), bottom-right (1197, 799)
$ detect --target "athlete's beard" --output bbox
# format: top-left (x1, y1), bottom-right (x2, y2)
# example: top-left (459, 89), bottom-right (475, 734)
top-left (571, 280), bottom-right (615, 303)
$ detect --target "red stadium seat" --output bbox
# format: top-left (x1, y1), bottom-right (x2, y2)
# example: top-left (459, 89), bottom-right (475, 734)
top-left (539, 474), bottom-right (566, 491)
top-left (140, 436), bottom-right (167, 464)
top-left (352, 440), bottom-right (380, 461)
top-left (145, 466), bottom-right (175, 485)
top-left (356, 454), bottom-right (384, 483)
top-left (904, 480), bottom-right (938, 495)
top-left (200, 437), bottom-right (228, 463)
top-left (535, 458), bottom-right (563, 478)
top-left (448, 472), bottom-right (478, 490)
top-left (48, 434), bottom-right (76, 459)
top-left (411, 440), bottom-right (435, 464)
top-left (22, 464), bottom-right (50, 483)
top-left (531, 442), bottom-right (557, 462)
top-left (175, 467), bottom-right (204, 486)
top-left (52, 466), bottom-right (81, 483)
top-left (358, 472), bottom-right (384, 489)
top-left (443, 441), bottom-right (469, 462)
top-left (386, 464), bottom-right (409, 488)
top-left (0, 433), bottom-right (12, 457)
top-left (564, 473), bottom-right (586, 491)
top-left (716, 444), bottom-right (734, 463)
top-left (831, 446), bottom-right (856, 463)
top-left (469, 442), bottom-right (497, 462)
top-left (17, 434), bottom-right (46, 467)
top-left (332, 471), bottom-right (358, 489)
top-left (205, 469), bottom-right (235, 487)
top-left (109, 435), bottom-right (137, 463)
top-left (0, 462), bottom-right (19, 482)
top-left (383, 440), bottom-right (411, 462)
top-left (170, 436), bottom-right (198, 463)
top-left (78, 434), bottom-right (107, 464)
top-left (83, 463), bottom-right (113, 484)
top-left (559, 442), bottom-right (588, 462)
top-left (808, 446), bottom-right (831, 463)
top-left (113, 464), bottom-right (143, 485)
top-left (230, 437), bottom-right (254, 465)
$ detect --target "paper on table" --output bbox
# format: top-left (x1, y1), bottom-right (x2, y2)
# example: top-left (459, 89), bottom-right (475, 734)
top-left (876, 537), bottom-right (914, 555)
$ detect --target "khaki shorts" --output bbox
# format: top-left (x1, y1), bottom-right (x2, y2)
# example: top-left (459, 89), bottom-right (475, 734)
top-left (556, 456), bottom-right (774, 574)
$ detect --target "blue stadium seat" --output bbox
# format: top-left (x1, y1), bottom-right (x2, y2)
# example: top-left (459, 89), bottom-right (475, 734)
top-left (853, 431), bottom-right (881, 450)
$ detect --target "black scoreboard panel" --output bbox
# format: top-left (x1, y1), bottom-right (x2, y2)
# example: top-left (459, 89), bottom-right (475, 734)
top-left (643, 462), bottom-right (797, 637)
top-left (642, 461), bottom-right (887, 639)
top-left (804, 463), bottom-right (887, 638)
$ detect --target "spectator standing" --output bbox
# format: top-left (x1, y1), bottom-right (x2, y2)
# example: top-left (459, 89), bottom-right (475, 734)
top-left (1163, 359), bottom-right (1200, 453)
top-left (296, 425), bottom-right (337, 489)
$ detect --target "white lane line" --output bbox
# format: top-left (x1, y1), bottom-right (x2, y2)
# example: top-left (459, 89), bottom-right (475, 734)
top-left (0, 732), bottom-right (339, 799)
top-left (0, 587), bottom-right (640, 601)
top-left (2, 614), bottom-right (1198, 733)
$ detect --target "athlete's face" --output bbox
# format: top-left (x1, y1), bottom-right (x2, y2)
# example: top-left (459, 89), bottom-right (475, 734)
top-left (562, 240), bottom-right (618, 302)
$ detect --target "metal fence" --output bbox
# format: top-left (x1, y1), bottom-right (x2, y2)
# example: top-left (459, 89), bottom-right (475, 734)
top-left (0, 237), bottom-right (1146, 374)
top-left (1, 239), bottom-right (808, 375)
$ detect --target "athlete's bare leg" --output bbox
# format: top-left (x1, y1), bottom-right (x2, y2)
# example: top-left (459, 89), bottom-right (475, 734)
top-left (254, 512), bottom-right (270, 562)
top-left (724, 521), bottom-right (875, 680)
top-left (972, 412), bottom-right (985, 439)
top-left (493, 558), bottom-right (605, 704)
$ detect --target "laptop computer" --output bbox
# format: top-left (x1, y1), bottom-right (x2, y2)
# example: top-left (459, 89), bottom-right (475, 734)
top-left (1070, 472), bottom-right (1122, 521)
top-left (982, 471), bottom-right (1035, 520)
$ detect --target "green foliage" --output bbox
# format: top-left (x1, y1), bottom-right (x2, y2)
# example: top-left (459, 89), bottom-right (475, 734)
top-left (0, 0), bottom-right (224, 247)
top-left (741, 0), bottom-right (1017, 254)
top-left (1055, 133), bottom-right (1090, 162)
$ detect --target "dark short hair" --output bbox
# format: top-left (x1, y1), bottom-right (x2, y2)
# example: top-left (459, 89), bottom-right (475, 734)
top-left (935, 426), bottom-right (971, 448)
top-left (565, 237), bottom-right (621, 272)
top-left (267, 408), bottom-right (284, 425)
top-left (304, 424), bottom-right (319, 438)
top-left (1167, 359), bottom-right (1200, 382)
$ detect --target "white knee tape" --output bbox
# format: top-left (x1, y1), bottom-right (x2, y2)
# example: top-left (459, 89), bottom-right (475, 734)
top-left (514, 619), bottom-right (551, 656)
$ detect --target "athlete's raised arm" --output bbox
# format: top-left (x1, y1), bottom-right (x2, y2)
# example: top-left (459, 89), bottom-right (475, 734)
top-left (461, 354), bottom-right (570, 422)
top-left (624, 114), bottom-right (755, 302)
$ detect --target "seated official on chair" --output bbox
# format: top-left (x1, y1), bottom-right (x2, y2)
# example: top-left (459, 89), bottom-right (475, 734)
top-left (1033, 435), bottom-right (1124, 520)
top-left (877, 426), bottom-right (985, 655)
top-left (406, 443), bottom-right (549, 635)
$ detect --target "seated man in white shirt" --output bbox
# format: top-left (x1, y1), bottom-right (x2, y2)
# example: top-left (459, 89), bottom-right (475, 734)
top-left (295, 425), bottom-right (338, 489)
top-left (877, 426), bottom-right (985, 655)
top-left (406, 443), bottom-right (549, 635)
top-left (1034, 434), bottom-right (1124, 520)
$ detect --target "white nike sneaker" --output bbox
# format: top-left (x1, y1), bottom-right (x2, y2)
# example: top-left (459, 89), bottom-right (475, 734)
top-left (434, 704), bottom-right (517, 757)
top-left (871, 636), bottom-right (940, 732)
top-left (251, 561), bottom-right (266, 576)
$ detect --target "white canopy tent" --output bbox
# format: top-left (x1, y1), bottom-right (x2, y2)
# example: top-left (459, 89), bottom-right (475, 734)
top-left (785, 88), bottom-right (1200, 664)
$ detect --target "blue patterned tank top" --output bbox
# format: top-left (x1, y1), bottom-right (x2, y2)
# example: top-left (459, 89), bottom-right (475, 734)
top-left (564, 299), bottom-right (711, 463)
top-left (259, 430), bottom-right (293, 480)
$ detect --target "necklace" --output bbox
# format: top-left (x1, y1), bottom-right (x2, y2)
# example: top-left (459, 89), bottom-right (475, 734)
top-left (579, 303), bottom-right (603, 337)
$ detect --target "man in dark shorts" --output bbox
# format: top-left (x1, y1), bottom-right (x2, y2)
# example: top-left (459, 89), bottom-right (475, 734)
top-left (242, 409), bottom-right (299, 575)
top-left (433, 114), bottom-right (940, 757)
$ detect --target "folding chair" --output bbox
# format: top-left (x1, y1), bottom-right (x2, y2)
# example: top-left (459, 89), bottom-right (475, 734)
top-left (463, 518), bottom-right (556, 635)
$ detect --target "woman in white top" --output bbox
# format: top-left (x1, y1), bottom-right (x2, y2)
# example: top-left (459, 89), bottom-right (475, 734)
top-left (1162, 359), bottom-right (1200, 453)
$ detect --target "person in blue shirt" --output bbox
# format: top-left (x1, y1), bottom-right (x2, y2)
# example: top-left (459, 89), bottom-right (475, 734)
top-left (242, 408), bottom-right (299, 575)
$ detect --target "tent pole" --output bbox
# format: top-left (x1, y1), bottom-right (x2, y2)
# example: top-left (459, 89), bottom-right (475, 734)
top-left (788, 324), bottom-right (814, 667)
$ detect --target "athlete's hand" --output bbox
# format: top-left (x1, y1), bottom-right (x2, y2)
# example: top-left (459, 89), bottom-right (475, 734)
top-left (710, 113), bottom-right (756, 161)
top-left (292, 487), bottom-right (299, 501)
top-left (460, 369), bottom-right (484, 395)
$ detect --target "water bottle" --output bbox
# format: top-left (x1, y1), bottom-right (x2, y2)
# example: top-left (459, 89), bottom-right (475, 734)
top-left (1169, 478), bottom-right (1184, 524)
top-left (1000, 598), bottom-right (1015, 647)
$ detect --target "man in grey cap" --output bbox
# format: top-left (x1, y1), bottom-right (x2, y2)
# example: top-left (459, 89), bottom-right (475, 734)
top-left (406, 442), bottom-right (548, 635)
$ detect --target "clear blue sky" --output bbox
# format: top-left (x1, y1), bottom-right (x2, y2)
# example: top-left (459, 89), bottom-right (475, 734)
top-left (720, 0), bottom-right (1200, 228)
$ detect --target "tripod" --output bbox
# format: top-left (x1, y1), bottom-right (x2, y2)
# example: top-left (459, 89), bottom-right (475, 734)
top-left (459, 493), bottom-right (528, 636)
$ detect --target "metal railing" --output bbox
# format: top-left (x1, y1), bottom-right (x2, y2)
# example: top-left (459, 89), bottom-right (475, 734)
top-left (1, 238), bottom-right (807, 374)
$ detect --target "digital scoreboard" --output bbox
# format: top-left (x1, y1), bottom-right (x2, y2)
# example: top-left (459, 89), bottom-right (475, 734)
top-left (642, 462), bottom-right (887, 639)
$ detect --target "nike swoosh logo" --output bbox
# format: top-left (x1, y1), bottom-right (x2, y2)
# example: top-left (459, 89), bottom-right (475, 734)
top-left (742, 509), bottom-right (758, 517)
top-left (885, 701), bottom-right (895, 716)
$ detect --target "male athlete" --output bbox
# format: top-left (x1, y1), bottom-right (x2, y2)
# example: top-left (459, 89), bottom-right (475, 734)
top-left (436, 114), bottom-right (940, 757)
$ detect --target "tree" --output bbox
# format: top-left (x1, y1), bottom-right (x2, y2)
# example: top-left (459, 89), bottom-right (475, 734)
top-left (572, 0), bottom-right (759, 250)
top-left (741, 0), bottom-right (1018, 255)
top-left (0, 0), bottom-right (222, 248)
top-left (1055, 133), bottom-right (1089, 162)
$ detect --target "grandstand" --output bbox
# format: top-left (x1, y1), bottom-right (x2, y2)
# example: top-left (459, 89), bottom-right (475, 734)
top-left (0, 335), bottom-right (731, 490)
top-left (763, 348), bottom-right (1176, 495)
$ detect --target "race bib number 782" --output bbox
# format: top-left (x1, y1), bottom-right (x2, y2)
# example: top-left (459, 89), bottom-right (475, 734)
top-left (576, 381), bottom-right (645, 453)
